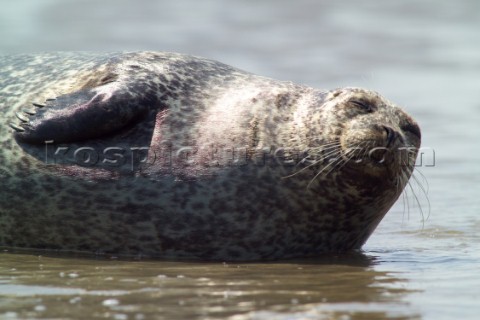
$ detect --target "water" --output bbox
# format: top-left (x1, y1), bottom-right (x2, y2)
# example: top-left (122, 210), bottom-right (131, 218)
top-left (0, 0), bottom-right (479, 319)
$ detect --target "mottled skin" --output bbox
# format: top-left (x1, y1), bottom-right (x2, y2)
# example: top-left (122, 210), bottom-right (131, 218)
top-left (0, 52), bottom-right (421, 260)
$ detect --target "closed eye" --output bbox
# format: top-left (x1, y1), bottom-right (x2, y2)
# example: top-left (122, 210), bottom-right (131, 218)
top-left (350, 99), bottom-right (375, 113)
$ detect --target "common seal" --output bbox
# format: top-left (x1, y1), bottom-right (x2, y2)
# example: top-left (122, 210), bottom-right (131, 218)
top-left (0, 52), bottom-right (421, 260)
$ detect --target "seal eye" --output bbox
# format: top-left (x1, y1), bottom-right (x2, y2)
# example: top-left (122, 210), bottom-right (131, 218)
top-left (350, 100), bottom-right (374, 113)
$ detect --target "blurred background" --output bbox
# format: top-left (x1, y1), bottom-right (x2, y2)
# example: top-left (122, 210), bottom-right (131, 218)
top-left (1, 0), bottom-right (480, 319)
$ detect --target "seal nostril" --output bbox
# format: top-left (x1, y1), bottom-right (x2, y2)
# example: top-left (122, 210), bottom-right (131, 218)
top-left (383, 126), bottom-right (396, 147)
top-left (403, 122), bottom-right (421, 140)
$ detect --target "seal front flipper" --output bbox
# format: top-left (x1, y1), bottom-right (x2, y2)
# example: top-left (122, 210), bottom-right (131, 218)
top-left (12, 83), bottom-right (152, 144)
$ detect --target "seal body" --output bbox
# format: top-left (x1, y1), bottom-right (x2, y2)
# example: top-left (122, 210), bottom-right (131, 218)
top-left (0, 52), bottom-right (421, 260)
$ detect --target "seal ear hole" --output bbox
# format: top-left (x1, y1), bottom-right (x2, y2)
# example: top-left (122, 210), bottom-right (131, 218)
top-left (349, 99), bottom-right (375, 113)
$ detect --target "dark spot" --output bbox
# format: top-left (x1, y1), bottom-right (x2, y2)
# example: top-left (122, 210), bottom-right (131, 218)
top-left (191, 202), bottom-right (205, 210)
top-left (100, 73), bottom-right (118, 84)
top-left (170, 80), bottom-right (181, 88)
top-left (139, 235), bottom-right (154, 242)
top-left (157, 234), bottom-right (177, 250)
top-left (275, 93), bottom-right (290, 109)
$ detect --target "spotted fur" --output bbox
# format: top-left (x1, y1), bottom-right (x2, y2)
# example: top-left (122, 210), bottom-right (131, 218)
top-left (0, 52), bottom-right (421, 260)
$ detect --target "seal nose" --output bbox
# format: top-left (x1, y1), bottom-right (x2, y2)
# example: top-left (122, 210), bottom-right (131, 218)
top-left (382, 126), bottom-right (398, 147)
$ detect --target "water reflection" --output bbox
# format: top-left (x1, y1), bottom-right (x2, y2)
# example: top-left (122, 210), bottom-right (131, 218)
top-left (0, 251), bottom-right (417, 319)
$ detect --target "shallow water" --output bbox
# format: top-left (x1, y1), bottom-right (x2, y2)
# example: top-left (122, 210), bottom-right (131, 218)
top-left (1, 0), bottom-right (480, 319)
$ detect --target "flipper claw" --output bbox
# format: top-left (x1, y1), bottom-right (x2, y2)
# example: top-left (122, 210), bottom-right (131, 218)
top-left (15, 112), bottom-right (29, 122)
top-left (9, 122), bottom-right (25, 132)
top-left (23, 109), bottom-right (36, 115)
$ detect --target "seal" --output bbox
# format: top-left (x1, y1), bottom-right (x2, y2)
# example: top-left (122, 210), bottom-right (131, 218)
top-left (0, 52), bottom-right (421, 260)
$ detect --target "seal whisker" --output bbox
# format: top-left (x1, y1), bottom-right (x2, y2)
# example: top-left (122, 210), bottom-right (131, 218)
top-left (402, 171), bottom-right (412, 221)
top-left (307, 143), bottom-right (342, 161)
top-left (282, 160), bottom-right (321, 179)
top-left (306, 147), bottom-right (352, 189)
top-left (306, 157), bottom-right (341, 189)
top-left (324, 144), bottom-right (359, 176)
top-left (406, 178), bottom-right (425, 228)
top-left (282, 144), bottom-right (342, 179)
top-left (296, 143), bottom-right (341, 166)
top-left (400, 182), bottom-right (407, 222)
top-left (413, 167), bottom-right (430, 195)
top-left (297, 142), bottom-right (342, 164)
top-left (348, 141), bottom-right (371, 161)
top-left (410, 169), bottom-right (431, 221)
top-left (307, 141), bottom-right (368, 186)
top-left (308, 141), bottom-right (341, 149)
top-left (396, 149), bottom-right (430, 225)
